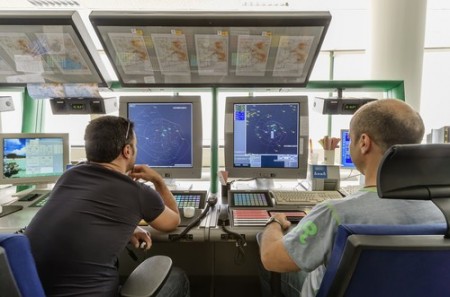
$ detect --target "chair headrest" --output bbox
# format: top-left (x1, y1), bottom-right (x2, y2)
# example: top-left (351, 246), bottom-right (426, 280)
top-left (377, 144), bottom-right (450, 200)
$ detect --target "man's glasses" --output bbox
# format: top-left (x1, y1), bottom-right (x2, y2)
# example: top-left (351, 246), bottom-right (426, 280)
top-left (125, 120), bottom-right (131, 141)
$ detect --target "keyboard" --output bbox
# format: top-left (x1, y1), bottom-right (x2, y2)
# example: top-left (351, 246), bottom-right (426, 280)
top-left (229, 191), bottom-right (272, 207)
top-left (29, 192), bottom-right (52, 207)
top-left (174, 194), bottom-right (202, 208)
top-left (269, 210), bottom-right (306, 223)
top-left (18, 193), bottom-right (40, 202)
top-left (271, 190), bottom-right (343, 206)
top-left (172, 191), bottom-right (207, 209)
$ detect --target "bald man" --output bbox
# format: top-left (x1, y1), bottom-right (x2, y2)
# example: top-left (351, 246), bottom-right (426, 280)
top-left (259, 99), bottom-right (446, 297)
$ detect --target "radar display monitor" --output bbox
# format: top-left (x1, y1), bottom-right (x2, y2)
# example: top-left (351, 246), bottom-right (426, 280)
top-left (340, 129), bottom-right (355, 168)
top-left (0, 133), bottom-right (69, 186)
top-left (119, 96), bottom-right (202, 179)
top-left (225, 96), bottom-right (309, 180)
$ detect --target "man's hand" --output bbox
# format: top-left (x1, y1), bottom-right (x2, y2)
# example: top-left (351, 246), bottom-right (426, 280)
top-left (130, 226), bottom-right (152, 251)
top-left (260, 213), bottom-right (298, 272)
top-left (270, 213), bottom-right (292, 231)
top-left (129, 164), bottom-right (163, 185)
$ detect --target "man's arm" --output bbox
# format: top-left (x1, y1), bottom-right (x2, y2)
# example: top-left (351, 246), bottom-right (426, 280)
top-left (260, 213), bottom-right (300, 273)
top-left (149, 177), bottom-right (181, 231)
top-left (152, 177), bottom-right (179, 214)
top-left (130, 165), bottom-right (181, 231)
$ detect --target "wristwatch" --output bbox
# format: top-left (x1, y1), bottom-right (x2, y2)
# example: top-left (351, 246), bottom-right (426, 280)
top-left (265, 216), bottom-right (283, 228)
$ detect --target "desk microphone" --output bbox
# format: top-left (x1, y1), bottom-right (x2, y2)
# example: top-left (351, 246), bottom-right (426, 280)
top-left (206, 195), bottom-right (218, 207)
top-left (171, 194), bottom-right (218, 241)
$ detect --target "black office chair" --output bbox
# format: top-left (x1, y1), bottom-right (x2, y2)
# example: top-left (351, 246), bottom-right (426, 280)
top-left (264, 143), bottom-right (450, 297)
top-left (0, 233), bottom-right (172, 297)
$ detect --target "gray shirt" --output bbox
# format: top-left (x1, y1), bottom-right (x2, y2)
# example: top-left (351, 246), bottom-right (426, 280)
top-left (283, 188), bottom-right (445, 296)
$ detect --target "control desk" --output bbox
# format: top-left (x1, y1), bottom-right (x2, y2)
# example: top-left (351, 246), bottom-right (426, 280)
top-left (0, 178), bottom-right (360, 297)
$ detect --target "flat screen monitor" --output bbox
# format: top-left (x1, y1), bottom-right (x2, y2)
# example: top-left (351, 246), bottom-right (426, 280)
top-left (89, 11), bottom-right (331, 87)
top-left (0, 133), bottom-right (70, 186)
top-left (225, 96), bottom-right (309, 180)
top-left (0, 12), bottom-right (108, 87)
top-left (119, 96), bottom-right (202, 179)
top-left (340, 129), bottom-right (355, 168)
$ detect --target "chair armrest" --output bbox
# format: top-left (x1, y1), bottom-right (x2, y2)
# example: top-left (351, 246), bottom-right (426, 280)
top-left (120, 255), bottom-right (172, 297)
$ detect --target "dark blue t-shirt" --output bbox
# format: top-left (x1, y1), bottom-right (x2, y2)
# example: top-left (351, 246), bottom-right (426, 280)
top-left (25, 163), bottom-right (165, 297)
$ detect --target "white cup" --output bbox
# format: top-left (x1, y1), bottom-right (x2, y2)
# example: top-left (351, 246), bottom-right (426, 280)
top-left (183, 206), bottom-right (195, 218)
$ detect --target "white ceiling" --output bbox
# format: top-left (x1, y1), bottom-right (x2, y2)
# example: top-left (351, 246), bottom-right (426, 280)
top-left (0, 0), bottom-right (448, 13)
top-left (0, 0), bottom-right (369, 11)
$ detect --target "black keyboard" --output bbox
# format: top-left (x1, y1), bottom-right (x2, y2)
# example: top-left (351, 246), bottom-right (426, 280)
top-left (29, 192), bottom-right (52, 207)
top-left (18, 193), bottom-right (40, 202)
top-left (269, 210), bottom-right (307, 223)
top-left (172, 191), bottom-right (207, 209)
top-left (229, 190), bottom-right (273, 207)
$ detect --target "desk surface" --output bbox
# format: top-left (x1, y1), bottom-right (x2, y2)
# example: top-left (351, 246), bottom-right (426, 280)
top-left (0, 178), bottom-right (359, 238)
top-left (0, 186), bottom-right (269, 243)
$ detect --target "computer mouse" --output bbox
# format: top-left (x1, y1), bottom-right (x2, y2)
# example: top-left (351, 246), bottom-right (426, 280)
top-left (183, 207), bottom-right (195, 218)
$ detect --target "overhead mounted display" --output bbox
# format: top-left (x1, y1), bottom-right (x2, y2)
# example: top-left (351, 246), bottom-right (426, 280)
top-left (89, 11), bottom-right (331, 87)
top-left (0, 11), bottom-right (109, 87)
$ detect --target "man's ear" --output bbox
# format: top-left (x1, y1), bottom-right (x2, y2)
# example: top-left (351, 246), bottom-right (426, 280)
top-left (122, 144), bottom-right (132, 159)
top-left (359, 133), bottom-right (372, 155)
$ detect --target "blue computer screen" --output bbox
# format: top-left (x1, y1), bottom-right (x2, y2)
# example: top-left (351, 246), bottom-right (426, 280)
top-left (233, 103), bottom-right (299, 169)
top-left (340, 129), bottom-right (355, 168)
top-left (127, 102), bottom-right (193, 167)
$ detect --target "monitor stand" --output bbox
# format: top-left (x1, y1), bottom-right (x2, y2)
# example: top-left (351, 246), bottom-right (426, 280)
top-left (12, 183), bottom-right (53, 197)
top-left (163, 178), bottom-right (193, 191)
top-left (254, 178), bottom-right (276, 190)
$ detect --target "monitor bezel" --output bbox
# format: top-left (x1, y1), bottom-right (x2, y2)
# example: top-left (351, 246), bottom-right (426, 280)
top-left (224, 96), bottom-right (309, 179)
top-left (0, 133), bottom-right (70, 186)
top-left (119, 95), bottom-right (203, 179)
top-left (340, 128), bottom-right (356, 169)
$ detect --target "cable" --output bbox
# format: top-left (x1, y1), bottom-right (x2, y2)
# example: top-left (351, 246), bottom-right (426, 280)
top-left (171, 196), bottom-right (218, 241)
top-left (217, 205), bottom-right (247, 265)
top-left (220, 225), bottom-right (247, 265)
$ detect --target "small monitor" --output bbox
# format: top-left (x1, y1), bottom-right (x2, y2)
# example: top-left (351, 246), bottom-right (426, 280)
top-left (340, 129), bottom-right (355, 168)
top-left (119, 96), bottom-right (202, 179)
top-left (225, 96), bottom-right (309, 180)
top-left (0, 133), bottom-right (70, 186)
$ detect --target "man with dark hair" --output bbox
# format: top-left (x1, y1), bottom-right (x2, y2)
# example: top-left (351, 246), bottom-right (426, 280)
top-left (26, 116), bottom-right (190, 297)
top-left (259, 99), bottom-right (445, 296)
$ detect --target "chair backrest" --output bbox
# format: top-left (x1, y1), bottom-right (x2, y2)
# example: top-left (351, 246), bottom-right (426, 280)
top-left (377, 143), bottom-right (450, 237)
top-left (120, 255), bottom-right (173, 297)
top-left (316, 224), bottom-right (450, 297)
top-left (0, 233), bottom-right (46, 297)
